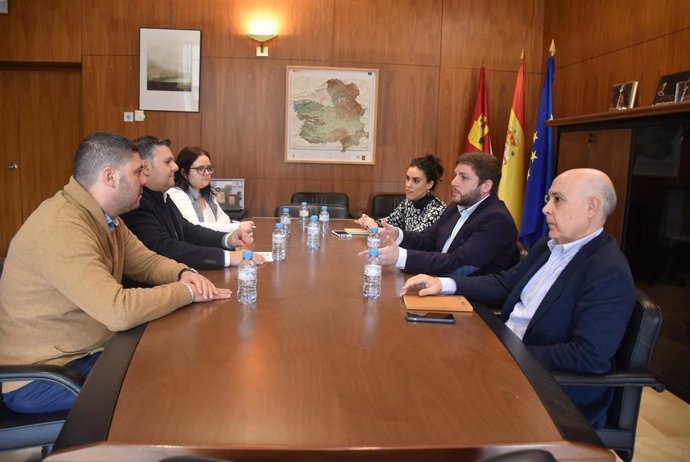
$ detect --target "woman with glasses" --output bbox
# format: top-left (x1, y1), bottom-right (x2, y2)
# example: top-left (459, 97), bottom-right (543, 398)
top-left (167, 146), bottom-right (254, 233)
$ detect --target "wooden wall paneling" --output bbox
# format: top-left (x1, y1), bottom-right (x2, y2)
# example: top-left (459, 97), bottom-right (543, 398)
top-left (201, 58), bottom-right (289, 180)
top-left (18, 71), bottom-right (82, 217)
top-left (441, 0), bottom-right (544, 74)
top-left (246, 178), bottom-right (321, 217)
top-left (331, 0), bottom-right (443, 66)
top-left (203, 0), bottom-right (334, 61)
top-left (82, 0), bottom-right (203, 56)
top-left (0, 72), bottom-right (25, 256)
top-left (373, 64), bottom-right (439, 182)
top-left (82, 56), bottom-right (201, 149)
top-left (436, 67), bottom-right (476, 171)
top-left (0, 0), bottom-right (81, 62)
top-left (630, 0), bottom-right (690, 45)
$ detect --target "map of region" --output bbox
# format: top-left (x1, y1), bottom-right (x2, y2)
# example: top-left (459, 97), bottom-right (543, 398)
top-left (292, 79), bottom-right (369, 152)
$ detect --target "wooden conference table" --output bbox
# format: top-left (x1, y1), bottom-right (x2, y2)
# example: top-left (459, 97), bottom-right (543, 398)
top-left (49, 218), bottom-right (612, 462)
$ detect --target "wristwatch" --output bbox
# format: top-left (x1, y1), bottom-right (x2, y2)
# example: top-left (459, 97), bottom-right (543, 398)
top-left (178, 267), bottom-right (198, 280)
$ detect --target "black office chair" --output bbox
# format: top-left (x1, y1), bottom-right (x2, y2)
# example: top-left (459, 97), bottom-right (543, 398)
top-left (290, 192), bottom-right (351, 217)
top-left (552, 288), bottom-right (664, 462)
top-left (0, 257), bottom-right (85, 453)
top-left (274, 203), bottom-right (349, 219)
top-left (480, 449), bottom-right (556, 462)
top-left (370, 193), bottom-right (405, 219)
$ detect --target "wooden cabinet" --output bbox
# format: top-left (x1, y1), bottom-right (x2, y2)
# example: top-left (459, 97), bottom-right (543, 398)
top-left (556, 128), bottom-right (632, 243)
top-left (550, 102), bottom-right (690, 246)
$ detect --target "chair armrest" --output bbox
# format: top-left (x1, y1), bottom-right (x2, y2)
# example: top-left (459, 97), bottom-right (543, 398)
top-left (0, 364), bottom-right (84, 395)
top-left (552, 370), bottom-right (665, 392)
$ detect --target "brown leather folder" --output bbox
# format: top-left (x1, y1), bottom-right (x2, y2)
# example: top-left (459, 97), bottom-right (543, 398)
top-left (403, 294), bottom-right (474, 312)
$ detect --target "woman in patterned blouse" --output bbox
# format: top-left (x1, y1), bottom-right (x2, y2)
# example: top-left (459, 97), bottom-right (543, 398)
top-left (356, 155), bottom-right (447, 232)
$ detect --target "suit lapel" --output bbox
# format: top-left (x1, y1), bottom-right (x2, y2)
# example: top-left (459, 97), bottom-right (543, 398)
top-left (445, 195), bottom-right (494, 252)
top-left (523, 234), bottom-right (607, 337)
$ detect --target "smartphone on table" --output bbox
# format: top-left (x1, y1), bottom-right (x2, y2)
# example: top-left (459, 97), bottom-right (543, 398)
top-left (331, 230), bottom-right (352, 239)
top-left (405, 311), bottom-right (455, 324)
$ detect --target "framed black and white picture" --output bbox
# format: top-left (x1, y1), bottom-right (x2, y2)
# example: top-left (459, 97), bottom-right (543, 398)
top-left (609, 81), bottom-right (638, 110)
top-left (139, 28), bottom-right (201, 112)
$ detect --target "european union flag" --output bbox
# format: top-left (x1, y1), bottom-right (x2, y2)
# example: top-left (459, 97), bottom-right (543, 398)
top-left (519, 48), bottom-right (555, 249)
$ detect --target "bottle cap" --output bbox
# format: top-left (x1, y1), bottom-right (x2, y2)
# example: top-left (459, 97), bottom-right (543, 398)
top-left (310, 215), bottom-right (318, 221)
top-left (321, 205), bottom-right (328, 211)
top-left (370, 227), bottom-right (378, 233)
top-left (368, 249), bottom-right (379, 257)
top-left (283, 207), bottom-right (289, 213)
top-left (242, 250), bottom-right (253, 259)
top-left (276, 223), bottom-right (283, 229)
top-left (301, 202), bottom-right (307, 206)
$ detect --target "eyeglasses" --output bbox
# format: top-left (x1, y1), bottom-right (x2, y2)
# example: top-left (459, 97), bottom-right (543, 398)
top-left (189, 165), bottom-right (215, 175)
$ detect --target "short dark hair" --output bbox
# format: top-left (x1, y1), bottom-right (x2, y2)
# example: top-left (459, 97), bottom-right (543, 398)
top-left (133, 136), bottom-right (171, 162)
top-left (409, 154), bottom-right (444, 191)
top-left (175, 146), bottom-right (214, 200)
top-left (73, 132), bottom-right (137, 188)
top-left (456, 152), bottom-right (501, 194)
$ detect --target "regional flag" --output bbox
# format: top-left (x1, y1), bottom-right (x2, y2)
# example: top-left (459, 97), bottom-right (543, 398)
top-left (498, 58), bottom-right (526, 227)
top-left (465, 67), bottom-right (492, 154)
top-left (519, 41), bottom-right (556, 248)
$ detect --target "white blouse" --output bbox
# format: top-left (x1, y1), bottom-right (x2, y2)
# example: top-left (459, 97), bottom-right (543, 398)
top-left (166, 187), bottom-right (241, 233)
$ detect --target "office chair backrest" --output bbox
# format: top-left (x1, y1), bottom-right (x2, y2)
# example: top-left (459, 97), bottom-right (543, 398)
top-left (608, 289), bottom-right (662, 430)
top-left (274, 204), bottom-right (349, 219)
top-left (370, 194), bottom-right (405, 219)
top-left (290, 192), bottom-right (350, 217)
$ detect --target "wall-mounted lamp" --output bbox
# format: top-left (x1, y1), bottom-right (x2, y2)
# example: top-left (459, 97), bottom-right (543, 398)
top-left (246, 34), bottom-right (278, 57)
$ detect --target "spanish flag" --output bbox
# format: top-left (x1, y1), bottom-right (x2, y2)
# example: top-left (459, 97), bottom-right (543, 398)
top-left (464, 67), bottom-right (492, 154)
top-left (498, 56), bottom-right (526, 227)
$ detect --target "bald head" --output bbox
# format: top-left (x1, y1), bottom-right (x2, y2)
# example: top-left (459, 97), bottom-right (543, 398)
top-left (560, 169), bottom-right (616, 223)
top-left (542, 168), bottom-right (616, 244)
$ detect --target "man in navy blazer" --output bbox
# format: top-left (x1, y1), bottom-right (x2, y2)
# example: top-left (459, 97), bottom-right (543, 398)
top-left (401, 168), bottom-right (635, 428)
top-left (372, 152), bottom-right (518, 276)
top-left (121, 136), bottom-right (262, 270)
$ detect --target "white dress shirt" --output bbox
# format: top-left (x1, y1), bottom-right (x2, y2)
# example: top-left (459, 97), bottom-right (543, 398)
top-left (394, 195), bottom-right (489, 269)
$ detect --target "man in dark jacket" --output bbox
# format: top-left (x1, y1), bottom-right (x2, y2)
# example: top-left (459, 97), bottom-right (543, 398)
top-left (122, 136), bottom-right (262, 270)
top-left (401, 168), bottom-right (635, 428)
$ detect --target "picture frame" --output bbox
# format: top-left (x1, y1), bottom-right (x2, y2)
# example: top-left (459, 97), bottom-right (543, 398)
top-left (609, 81), bottom-right (638, 110)
top-left (675, 79), bottom-right (690, 103)
top-left (285, 66), bottom-right (378, 165)
top-left (0, 0), bottom-right (8, 14)
top-left (653, 70), bottom-right (690, 105)
top-left (139, 28), bottom-right (201, 112)
top-left (210, 178), bottom-right (245, 211)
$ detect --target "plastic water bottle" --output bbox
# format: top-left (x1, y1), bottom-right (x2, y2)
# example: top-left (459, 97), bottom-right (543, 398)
top-left (237, 250), bottom-right (257, 304)
top-left (299, 202), bottom-right (309, 230)
top-left (319, 205), bottom-right (330, 235)
top-left (367, 226), bottom-right (380, 250)
top-left (280, 207), bottom-right (291, 237)
top-left (363, 249), bottom-right (382, 298)
top-left (272, 223), bottom-right (286, 262)
top-left (307, 215), bottom-right (320, 250)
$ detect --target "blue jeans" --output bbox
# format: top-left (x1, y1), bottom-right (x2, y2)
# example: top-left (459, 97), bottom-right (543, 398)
top-left (2, 352), bottom-right (101, 414)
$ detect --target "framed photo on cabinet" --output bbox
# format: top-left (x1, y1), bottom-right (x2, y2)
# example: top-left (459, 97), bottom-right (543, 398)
top-left (139, 28), bottom-right (201, 112)
top-left (285, 66), bottom-right (378, 165)
top-left (653, 71), bottom-right (690, 105)
top-left (609, 81), bottom-right (638, 110)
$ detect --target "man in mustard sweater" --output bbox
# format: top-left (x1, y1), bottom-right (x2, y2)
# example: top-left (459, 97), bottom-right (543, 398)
top-left (0, 132), bottom-right (231, 414)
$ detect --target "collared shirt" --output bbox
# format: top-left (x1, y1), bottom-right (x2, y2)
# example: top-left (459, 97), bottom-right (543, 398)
top-left (102, 210), bottom-right (119, 231)
top-left (504, 228), bottom-right (604, 339)
top-left (395, 195), bottom-right (489, 269)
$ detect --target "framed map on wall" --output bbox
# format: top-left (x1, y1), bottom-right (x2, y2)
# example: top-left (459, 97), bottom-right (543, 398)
top-left (285, 66), bottom-right (378, 164)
